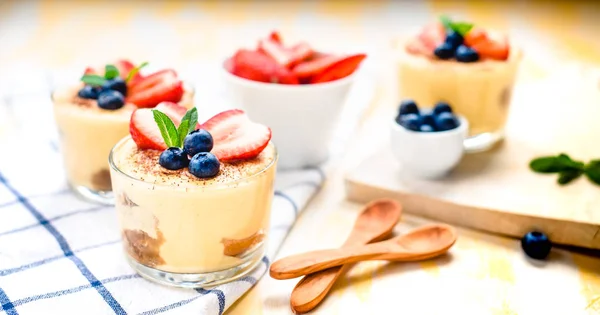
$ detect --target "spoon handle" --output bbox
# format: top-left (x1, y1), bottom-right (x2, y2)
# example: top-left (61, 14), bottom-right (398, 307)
top-left (270, 242), bottom-right (403, 280)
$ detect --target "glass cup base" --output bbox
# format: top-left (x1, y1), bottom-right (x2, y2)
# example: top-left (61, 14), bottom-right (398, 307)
top-left (125, 245), bottom-right (266, 288)
top-left (69, 184), bottom-right (115, 206)
top-left (464, 130), bottom-right (505, 153)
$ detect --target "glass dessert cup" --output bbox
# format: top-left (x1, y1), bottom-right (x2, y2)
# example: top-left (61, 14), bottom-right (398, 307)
top-left (51, 84), bottom-right (195, 205)
top-left (108, 137), bottom-right (277, 288)
top-left (397, 46), bottom-right (522, 152)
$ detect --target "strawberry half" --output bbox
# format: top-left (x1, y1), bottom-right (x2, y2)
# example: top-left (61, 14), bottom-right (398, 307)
top-left (231, 49), bottom-right (299, 84)
top-left (82, 59), bottom-right (143, 85)
top-left (201, 109), bottom-right (271, 161)
top-left (129, 102), bottom-right (190, 150)
top-left (269, 31), bottom-right (282, 44)
top-left (406, 38), bottom-right (435, 57)
top-left (418, 22), bottom-right (446, 51)
top-left (292, 54), bottom-right (341, 79)
top-left (309, 54), bottom-right (366, 84)
top-left (127, 69), bottom-right (184, 108)
top-left (469, 31), bottom-right (510, 61)
top-left (258, 37), bottom-right (313, 68)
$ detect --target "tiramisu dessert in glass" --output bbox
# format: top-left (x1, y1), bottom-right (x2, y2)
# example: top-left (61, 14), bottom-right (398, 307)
top-left (109, 103), bottom-right (277, 287)
top-left (52, 59), bottom-right (194, 204)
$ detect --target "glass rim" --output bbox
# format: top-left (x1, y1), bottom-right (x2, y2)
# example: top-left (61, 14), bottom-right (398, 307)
top-left (108, 136), bottom-right (278, 190)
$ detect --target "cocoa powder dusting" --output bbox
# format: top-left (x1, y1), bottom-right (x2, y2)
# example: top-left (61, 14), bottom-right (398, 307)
top-left (123, 229), bottom-right (166, 267)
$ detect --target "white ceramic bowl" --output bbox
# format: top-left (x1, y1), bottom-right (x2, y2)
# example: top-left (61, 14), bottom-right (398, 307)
top-left (390, 116), bottom-right (469, 178)
top-left (221, 64), bottom-right (356, 170)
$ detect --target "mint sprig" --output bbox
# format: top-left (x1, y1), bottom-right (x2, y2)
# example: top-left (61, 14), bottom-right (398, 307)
top-left (439, 15), bottom-right (473, 37)
top-left (152, 107), bottom-right (198, 148)
top-left (529, 153), bottom-right (600, 186)
top-left (81, 74), bottom-right (107, 86)
top-left (104, 65), bottom-right (120, 80)
top-left (126, 61), bottom-right (149, 83)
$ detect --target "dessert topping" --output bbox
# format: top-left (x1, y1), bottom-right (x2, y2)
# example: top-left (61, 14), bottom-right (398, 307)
top-left (183, 129), bottom-right (214, 157)
top-left (79, 60), bottom-right (149, 110)
top-left (188, 152), bottom-right (221, 178)
top-left (529, 154), bottom-right (600, 186)
top-left (227, 31), bottom-right (366, 84)
top-left (127, 69), bottom-right (185, 108)
top-left (411, 16), bottom-right (510, 62)
top-left (201, 109), bottom-right (272, 162)
top-left (130, 102), bottom-right (190, 150)
top-left (395, 99), bottom-right (460, 132)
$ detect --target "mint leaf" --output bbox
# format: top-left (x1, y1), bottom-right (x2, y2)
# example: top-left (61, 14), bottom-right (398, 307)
top-left (529, 154), bottom-right (584, 173)
top-left (104, 65), bottom-right (119, 80)
top-left (126, 61), bottom-right (149, 83)
top-left (81, 74), bottom-right (107, 86)
top-left (176, 108), bottom-right (198, 146)
top-left (557, 169), bottom-right (582, 185)
top-left (452, 22), bottom-right (474, 36)
top-left (584, 160), bottom-right (600, 185)
top-left (438, 15), bottom-right (474, 37)
top-left (439, 15), bottom-right (453, 30)
top-left (152, 110), bottom-right (180, 148)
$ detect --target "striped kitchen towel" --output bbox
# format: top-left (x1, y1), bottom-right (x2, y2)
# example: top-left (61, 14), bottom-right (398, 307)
top-left (0, 61), bottom-right (374, 314)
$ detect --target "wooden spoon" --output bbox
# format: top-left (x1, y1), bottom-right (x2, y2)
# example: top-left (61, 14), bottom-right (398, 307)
top-left (290, 199), bottom-right (402, 313)
top-left (270, 224), bottom-right (457, 280)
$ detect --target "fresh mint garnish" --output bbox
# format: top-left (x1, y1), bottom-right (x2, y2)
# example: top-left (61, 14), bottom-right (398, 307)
top-left (104, 65), bottom-right (120, 80)
top-left (152, 107), bottom-right (198, 149)
top-left (126, 61), bottom-right (149, 83)
top-left (529, 154), bottom-right (600, 186)
top-left (81, 74), bottom-right (107, 86)
top-left (177, 107), bottom-right (198, 146)
top-left (152, 110), bottom-right (180, 148)
top-left (439, 15), bottom-right (473, 37)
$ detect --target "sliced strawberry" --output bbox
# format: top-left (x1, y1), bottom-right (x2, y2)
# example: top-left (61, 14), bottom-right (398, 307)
top-left (127, 69), bottom-right (184, 108)
top-left (418, 22), bottom-right (446, 51)
top-left (292, 54), bottom-right (344, 79)
top-left (224, 57), bottom-right (235, 72)
top-left (269, 31), bottom-right (282, 44)
top-left (406, 38), bottom-right (434, 57)
top-left (258, 38), bottom-right (313, 68)
top-left (470, 32), bottom-right (510, 61)
top-left (84, 67), bottom-right (99, 75)
top-left (309, 54), bottom-right (366, 84)
top-left (231, 49), bottom-right (299, 84)
top-left (114, 59), bottom-right (144, 84)
top-left (129, 102), bottom-right (190, 150)
top-left (464, 28), bottom-right (489, 47)
top-left (201, 109), bottom-right (271, 161)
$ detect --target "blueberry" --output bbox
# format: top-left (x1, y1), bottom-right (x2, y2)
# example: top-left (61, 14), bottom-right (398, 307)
top-left (521, 231), bottom-right (552, 260)
top-left (189, 152), bottom-right (220, 178)
top-left (433, 102), bottom-right (453, 115)
top-left (420, 124), bottom-right (435, 132)
top-left (435, 112), bottom-right (460, 131)
top-left (398, 99), bottom-right (419, 116)
top-left (444, 31), bottom-right (464, 49)
top-left (159, 147), bottom-right (189, 170)
top-left (399, 113), bottom-right (422, 131)
top-left (102, 78), bottom-right (127, 96)
top-left (183, 129), bottom-right (214, 157)
top-left (77, 85), bottom-right (99, 99)
top-left (421, 113), bottom-right (436, 127)
top-left (97, 90), bottom-right (125, 110)
top-left (455, 45), bottom-right (480, 63)
top-left (434, 42), bottom-right (455, 60)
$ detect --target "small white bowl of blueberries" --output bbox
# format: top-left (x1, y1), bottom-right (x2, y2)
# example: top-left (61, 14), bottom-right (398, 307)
top-left (390, 99), bottom-right (469, 179)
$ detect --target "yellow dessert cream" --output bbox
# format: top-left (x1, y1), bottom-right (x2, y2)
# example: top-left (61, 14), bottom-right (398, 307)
top-left (109, 137), bottom-right (277, 279)
top-left (396, 43), bottom-right (522, 150)
top-left (52, 84), bottom-right (194, 203)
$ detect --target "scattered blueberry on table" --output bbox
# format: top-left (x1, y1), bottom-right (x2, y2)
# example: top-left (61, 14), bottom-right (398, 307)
top-left (159, 147), bottom-right (190, 170)
top-left (395, 99), bottom-right (461, 132)
top-left (521, 231), bottom-right (552, 260)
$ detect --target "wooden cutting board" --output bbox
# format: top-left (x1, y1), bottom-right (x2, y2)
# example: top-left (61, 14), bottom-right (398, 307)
top-left (345, 68), bottom-right (600, 250)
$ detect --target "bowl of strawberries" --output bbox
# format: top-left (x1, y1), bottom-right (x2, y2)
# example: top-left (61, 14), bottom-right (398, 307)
top-left (222, 31), bottom-right (367, 169)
